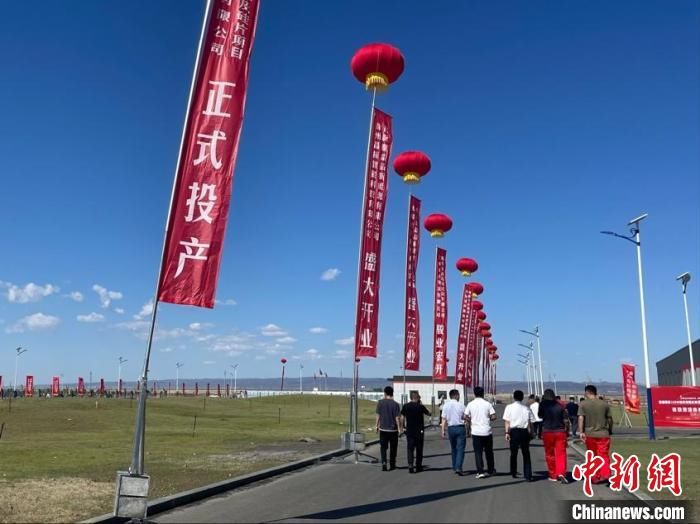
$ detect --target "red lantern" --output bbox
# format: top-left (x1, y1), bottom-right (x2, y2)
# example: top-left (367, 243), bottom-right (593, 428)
top-left (480, 330), bottom-right (492, 338)
top-left (351, 43), bottom-right (405, 91)
top-left (467, 282), bottom-right (484, 297)
top-left (281, 358), bottom-right (287, 365)
top-left (393, 151), bottom-right (431, 184)
top-left (456, 257), bottom-right (478, 276)
top-left (478, 322), bottom-right (491, 331)
top-left (477, 311), bottom-right (486, 321)
top-left (484, 338), bottom-right (494, 346)
top-left (490, 353), bottom-right (500, 361)
top-left (424, 213), bottom-right (453, 238)
top-left (471, 300), bottom-right (483, 311)
top-left (487, 345), bottom-right (498, 353)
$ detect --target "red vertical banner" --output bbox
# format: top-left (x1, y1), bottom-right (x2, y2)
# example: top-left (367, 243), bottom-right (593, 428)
top-left (404, 195), bottom-right (421, 371)
top-left (455, 284), bottom-right (472, 385)
top-left (206, 383), bottom-right (211, 396)
top-left (182, 382), bottom-right (186, 395)
top-left (195, 383), bottom-right (199, 396)
top-left (465, 310), bottom-right (478, 387)
top-left (432, 248), bottom-right (448, 380)
top-left (77, 377), bottom-right (85, 396)
top-left (99, 378), bottom-right (105, 396)
top-left (622, 363), bottom-right (641, 414)
top-left (158, 0), bottom-right (261, 308)
top-left (354, 108), bottom-right (393, 359)
top-left (25, 375), bottom-right (34, 396)
top-left (51, 376), bottom-right (60, 397)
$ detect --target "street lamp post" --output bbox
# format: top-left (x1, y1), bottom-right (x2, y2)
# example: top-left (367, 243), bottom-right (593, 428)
top-left (232, 364), bottom-right (238, 395)
top-left (520, 328), bottom-right (544, 398)
top-left (118, 357), bottom-right (128, 395)
top-left (601, 213), bottom-right (655, 440)
top-left (175, 362), bottom-right (184, 392)
top-left (13, 347), bottom-right (28, 392)
top-left (676, 272), bottom-right (696, 386)
top-left (518, 342), bottom-right (538, 396)
top-left (299, 363), bottom-right (304, 393)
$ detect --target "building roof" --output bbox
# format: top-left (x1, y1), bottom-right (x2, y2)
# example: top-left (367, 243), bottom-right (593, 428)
top-left (655, 339), bottom-right (700, 368)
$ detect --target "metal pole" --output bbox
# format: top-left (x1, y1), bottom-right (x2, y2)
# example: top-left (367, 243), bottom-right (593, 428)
top-left (681, 285), bottom-right (696, 386)
top-left (633, 226), bottom-right (655, 440)
top-left (127, 0), bottom-right (214, 476)
top-left (351, 85), bottom-right (377, 460)
top-left (535, 329), bottom-right (545, 397)
top-left (300, 364), bottom-right (303, 393)
top-left (13, 352), bottom-right (19, 392)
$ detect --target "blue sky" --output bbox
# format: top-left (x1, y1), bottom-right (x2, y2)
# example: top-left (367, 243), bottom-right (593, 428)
top-left (0, 1), bottom-right (698, 386)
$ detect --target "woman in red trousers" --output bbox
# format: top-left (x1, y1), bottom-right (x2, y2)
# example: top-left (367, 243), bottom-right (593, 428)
top-left (538, 388), bottom-right (570, 483)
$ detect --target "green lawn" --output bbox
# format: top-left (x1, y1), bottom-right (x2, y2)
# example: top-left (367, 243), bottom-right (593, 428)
top-left (0, 395), bottom-right (376, 523)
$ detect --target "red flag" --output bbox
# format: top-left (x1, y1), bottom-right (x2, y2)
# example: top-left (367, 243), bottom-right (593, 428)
top-left (52, 376), bottom-right (60, 397)
top-left (404, 196), bottom-right (421, 371)
top-left (158, 0), bottom-right (261, 308)
top-left (622, 363), bottom-right (641, 414)
top-left (25, 375), bottom-right (34, 397)
top-left (355, 108), bottom-right (393, 359)
top-left (77, 377), bottom-right (85, 396)
top-left (432, 248), bottom-right (448, 380)
top-left (455, 284), bottom-right (472, 385)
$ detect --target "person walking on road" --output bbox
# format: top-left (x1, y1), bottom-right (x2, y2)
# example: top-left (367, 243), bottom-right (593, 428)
top-left (529, 394), bottom-right (542, 439)
top-left (401, 391), bottom-right (431, 474)
top-left (578, 384), bottom-right (613, 485)
top-left (503, 389), bottom-right (534, 481)
top-left (441, 389), bottom-right (467, 476)
top-left (375, 386), bottom-right (402, 472)
top-left (466, 386), bottom-right (497, 479)
top-left (566, 396), bottom-right (579, 437)
top-left (539, 388), bottom-right (570, 483)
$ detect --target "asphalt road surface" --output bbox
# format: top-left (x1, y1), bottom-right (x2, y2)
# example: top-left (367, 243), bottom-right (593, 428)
top-left (157, 412), bottom-right (634, 523)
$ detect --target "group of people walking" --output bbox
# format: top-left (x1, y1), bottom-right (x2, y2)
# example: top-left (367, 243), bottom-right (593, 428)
top-left (375, 383), bottom-right (614, 486)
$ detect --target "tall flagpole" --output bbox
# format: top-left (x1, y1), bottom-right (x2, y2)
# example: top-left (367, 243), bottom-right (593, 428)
top-left (351, 87), bottom-right (377, 461)
top-left (129, 0), bottom-right (214, 477)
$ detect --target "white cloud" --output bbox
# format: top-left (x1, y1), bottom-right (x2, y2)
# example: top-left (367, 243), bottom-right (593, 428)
top-left (92, 284), bottom-right (123, 308)
top-left (133, 300), bottom-right (153, 320)
top-left (114, 308), bottom-right (125, 315)
top-left (335, 336), bottom-right (354, 346)
top-left (306, 348), bottom-right (322, 360)
top-left (77, 312), bottom-right (105, 323)
top-left (203, 360), bottom-right (216, 365)
top-left (320, 268), bottom-right (341, 281)
top-left (215, 298), bottom-right (237, 306)
top-left (189, 322), bottom-right (202, 330)
top-left (334, 349), bottom-right (351, 359)
top-left (5, 282), bottom-right (60, 303)
top-left (67, 291), bottom-right (84, 302)
top-left (6, 312), bottom-right (60, 333)
top-left (159, 347), bottom-right (174, 353)
top-left (209, 333), bottom-right (257, 352)
top-left (261, 323), bottom-right (287, 337)
top-left (276, 336), bottom-right (297, 344)
top-left (309, 327), bottom-right (328, 334)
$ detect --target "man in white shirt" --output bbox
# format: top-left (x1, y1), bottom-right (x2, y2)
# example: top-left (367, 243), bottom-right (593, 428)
top-left (440, 389), bottom-right (467, 476)
top-left (503, 389), bottom-right (534, 481)
top-left (465, 386), bottom-right (497, 478)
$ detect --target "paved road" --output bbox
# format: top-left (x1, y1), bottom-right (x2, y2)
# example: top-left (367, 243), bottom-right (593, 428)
top-left (157, 413), bottom-right (634, 523)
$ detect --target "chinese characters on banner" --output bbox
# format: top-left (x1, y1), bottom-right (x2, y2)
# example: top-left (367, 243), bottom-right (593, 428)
top-left (51, 376), bottom-right (60, 397)
top-left (622, 363), bottom-right (641, 414)
top-left (354, 109), bottom-right (393, 359)
top-left (25, 375), bottom-right (34, 396)
top-left (651, 386), bottom-right (700, 428)
top-left (78, 377), bottom-right (85, 396)
top-left (465, 310), bottom-right (478, 387)
top-left (455, 284), bottom-right (472, 385)
top-left (404, 196), bottom-right (421, 370)
top-left (432, 248), bottom-right (448, 380)
top-left (158, 0), bottom-right (260, 308)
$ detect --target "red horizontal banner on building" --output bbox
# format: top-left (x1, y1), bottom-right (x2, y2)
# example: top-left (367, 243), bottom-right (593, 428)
top-left (651, 386), bottom-right (700, 428)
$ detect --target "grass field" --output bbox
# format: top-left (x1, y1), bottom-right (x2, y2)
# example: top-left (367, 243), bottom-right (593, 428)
top-left (0, 394), bottom-right (376, 523)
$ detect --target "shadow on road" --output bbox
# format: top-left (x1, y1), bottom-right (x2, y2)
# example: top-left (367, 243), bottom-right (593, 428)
top-left (287, 480), bottom-right (524, 521)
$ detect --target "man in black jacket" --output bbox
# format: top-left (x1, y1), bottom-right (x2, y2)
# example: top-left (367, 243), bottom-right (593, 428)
top-left (401, 391), bottom-right (431, 473)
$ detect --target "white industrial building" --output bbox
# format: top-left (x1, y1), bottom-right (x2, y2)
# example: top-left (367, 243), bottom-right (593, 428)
top-left (391, 375), bottom-right (467, 408)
